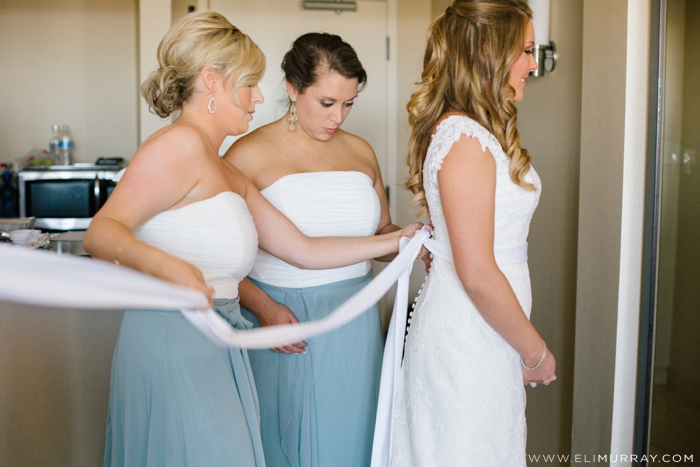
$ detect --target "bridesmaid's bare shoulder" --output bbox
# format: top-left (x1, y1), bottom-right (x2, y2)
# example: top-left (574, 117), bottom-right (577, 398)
top-left (223, 121), bottom-right (283, 176)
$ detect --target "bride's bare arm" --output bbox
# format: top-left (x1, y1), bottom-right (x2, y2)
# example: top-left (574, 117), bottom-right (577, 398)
top-left (221, 160), bottom-right (421, 269)
top-left (439, 135), bottom-right (556, 385)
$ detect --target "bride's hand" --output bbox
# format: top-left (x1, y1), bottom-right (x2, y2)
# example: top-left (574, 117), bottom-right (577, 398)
top-left (257, 304), bottom-right (307, 354)
top-left (522, 350), bottom-right (556, 387)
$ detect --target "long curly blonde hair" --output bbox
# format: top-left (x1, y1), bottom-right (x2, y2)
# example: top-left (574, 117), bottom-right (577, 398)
top-left (405, 0), bottom-right (534, 217)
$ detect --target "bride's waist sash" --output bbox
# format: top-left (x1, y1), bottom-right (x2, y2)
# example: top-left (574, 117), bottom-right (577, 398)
top-left (425, 239), bottom-right (528, 267)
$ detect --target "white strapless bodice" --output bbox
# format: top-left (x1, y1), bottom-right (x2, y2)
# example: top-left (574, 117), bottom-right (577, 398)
top-left (133, 192), bottom-right (258, 299)
top-left (249, 171), bottom-right (381, 288)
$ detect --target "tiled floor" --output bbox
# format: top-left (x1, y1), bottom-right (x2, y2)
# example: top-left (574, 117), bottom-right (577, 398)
top-left (649, 382), bottom-right (700, 466)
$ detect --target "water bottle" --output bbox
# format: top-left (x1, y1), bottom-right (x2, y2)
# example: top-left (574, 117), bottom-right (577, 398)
top-left (0, 170), bottom-right (18, 218)
top-left (58, 124), bottom-right (73, 166)
top-left (49, 124), bottom-right (61, 163)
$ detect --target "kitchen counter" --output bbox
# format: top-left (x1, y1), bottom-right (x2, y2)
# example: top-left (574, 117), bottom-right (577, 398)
top-left (0, 228), bottom-right (119, 466)
top-left (0, 230), bottom-right (87, 255)
top-left (48, 230), bottom-right (87, 256)
top-left (0, 302), bottom-right (123, 466)
top-left (21, 162), bottom-right (124, 171)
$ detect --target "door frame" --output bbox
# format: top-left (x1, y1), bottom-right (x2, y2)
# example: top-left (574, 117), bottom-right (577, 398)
top-left (634, 0), bottom-right (664, 463)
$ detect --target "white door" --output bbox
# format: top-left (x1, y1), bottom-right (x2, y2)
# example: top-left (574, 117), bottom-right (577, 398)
top-left (213, 0), bottom-right (389, 181)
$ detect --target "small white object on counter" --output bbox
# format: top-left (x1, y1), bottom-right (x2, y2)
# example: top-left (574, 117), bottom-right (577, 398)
top-left (9, 229), bottom-right (40, 244)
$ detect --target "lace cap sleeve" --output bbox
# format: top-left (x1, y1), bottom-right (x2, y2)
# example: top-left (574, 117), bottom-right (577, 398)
top-left (424, 115), bottom-right (508, 187)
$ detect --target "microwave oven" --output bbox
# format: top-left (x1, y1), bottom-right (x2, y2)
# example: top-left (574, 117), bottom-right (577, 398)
top-left (18, 164), bottom-right (123, 230)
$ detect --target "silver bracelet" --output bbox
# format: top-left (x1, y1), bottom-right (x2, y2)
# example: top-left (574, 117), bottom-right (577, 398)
top-left (521, 341), bottom-right (547, 371)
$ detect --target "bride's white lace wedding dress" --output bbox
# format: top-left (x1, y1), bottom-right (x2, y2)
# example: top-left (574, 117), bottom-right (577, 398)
top-left (390, 115), bottom-right (541, 467)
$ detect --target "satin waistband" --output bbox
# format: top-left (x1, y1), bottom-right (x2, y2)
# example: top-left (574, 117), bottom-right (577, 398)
top-left (424, 239), bottom-right (528, 267)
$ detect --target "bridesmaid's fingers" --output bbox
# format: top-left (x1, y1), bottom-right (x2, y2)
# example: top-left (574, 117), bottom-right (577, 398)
top-left (285, 343), bottom-right (307, 354)
top-left (271, 342), bottom-right (307, 354)
top-left (262, 305), bottom-right (307, 353)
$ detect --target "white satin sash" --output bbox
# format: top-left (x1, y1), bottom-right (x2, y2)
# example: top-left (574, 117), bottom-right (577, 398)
top-left (426, 239), bottom-right (528, 266)
top-left (0, 230), bottom-right (430, 349)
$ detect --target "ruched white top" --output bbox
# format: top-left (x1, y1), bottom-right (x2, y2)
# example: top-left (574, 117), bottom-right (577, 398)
top-left (249, 171), bottom-right (381, 288)
top-left (133, 192), bottom-right (258, 299)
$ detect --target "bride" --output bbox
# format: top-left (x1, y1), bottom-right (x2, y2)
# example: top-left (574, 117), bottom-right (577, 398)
top-left (390, 1), bottom-right (557, 465)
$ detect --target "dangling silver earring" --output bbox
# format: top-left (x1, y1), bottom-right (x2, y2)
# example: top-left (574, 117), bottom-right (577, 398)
top-left (288, 102), bottom-right (298, 131)
top-left (208, 97), bottom-right (217, 114)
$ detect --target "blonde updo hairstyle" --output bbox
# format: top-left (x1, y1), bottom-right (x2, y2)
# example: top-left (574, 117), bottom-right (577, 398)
top-left (141, 11), bottom-right (266, 118)
top-left (405, 0), bottom-right (534, 217)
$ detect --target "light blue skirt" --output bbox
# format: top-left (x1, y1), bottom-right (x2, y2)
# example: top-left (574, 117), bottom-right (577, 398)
top-left (243, 271), bottom-right (383, 467)
top-left (104, 298), bottom-right (265, 467)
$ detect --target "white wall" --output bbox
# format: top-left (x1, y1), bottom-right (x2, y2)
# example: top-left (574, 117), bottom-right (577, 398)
top-left (0, 0), bottom-right (138, 165)
top-left (211, 0), bottom-right (389, 168)
top-left (138, 0), bottom-right (172, 143)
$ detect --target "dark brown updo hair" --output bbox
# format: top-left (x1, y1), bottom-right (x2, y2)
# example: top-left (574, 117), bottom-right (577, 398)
top-left (281, 32), bottom-right (367, 94)
top-left (141, 11), bottom-right (265, 118)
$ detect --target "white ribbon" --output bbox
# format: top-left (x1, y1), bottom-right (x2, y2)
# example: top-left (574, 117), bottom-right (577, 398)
top-left (0, 244), bottom-right (208, 310)
top-left (0, 229), bottom-right (430, 349)
top-left (0, 233), bottom-right (527, 466)
top-left (179, 230), bottom-right (431, 349)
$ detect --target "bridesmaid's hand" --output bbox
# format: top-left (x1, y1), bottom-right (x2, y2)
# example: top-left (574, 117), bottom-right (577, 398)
top-left (522, 350), bottom-right (557, 387)
top-left (257, 304), bottom-right (307, 354)
top-left (395, 223), bottom-right (433, 249)
top-left (418, 224), bottom-right (435, 273)
top-left (399, 223), bottom-right (434, 272)
top-left (397, 222), bottom-right (425, 244)
top-left (158, 256), bottom-right (215, 307)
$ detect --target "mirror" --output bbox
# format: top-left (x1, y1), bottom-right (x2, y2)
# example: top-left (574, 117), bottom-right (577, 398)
top-left (646, 0), bottom-right (700, 463)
